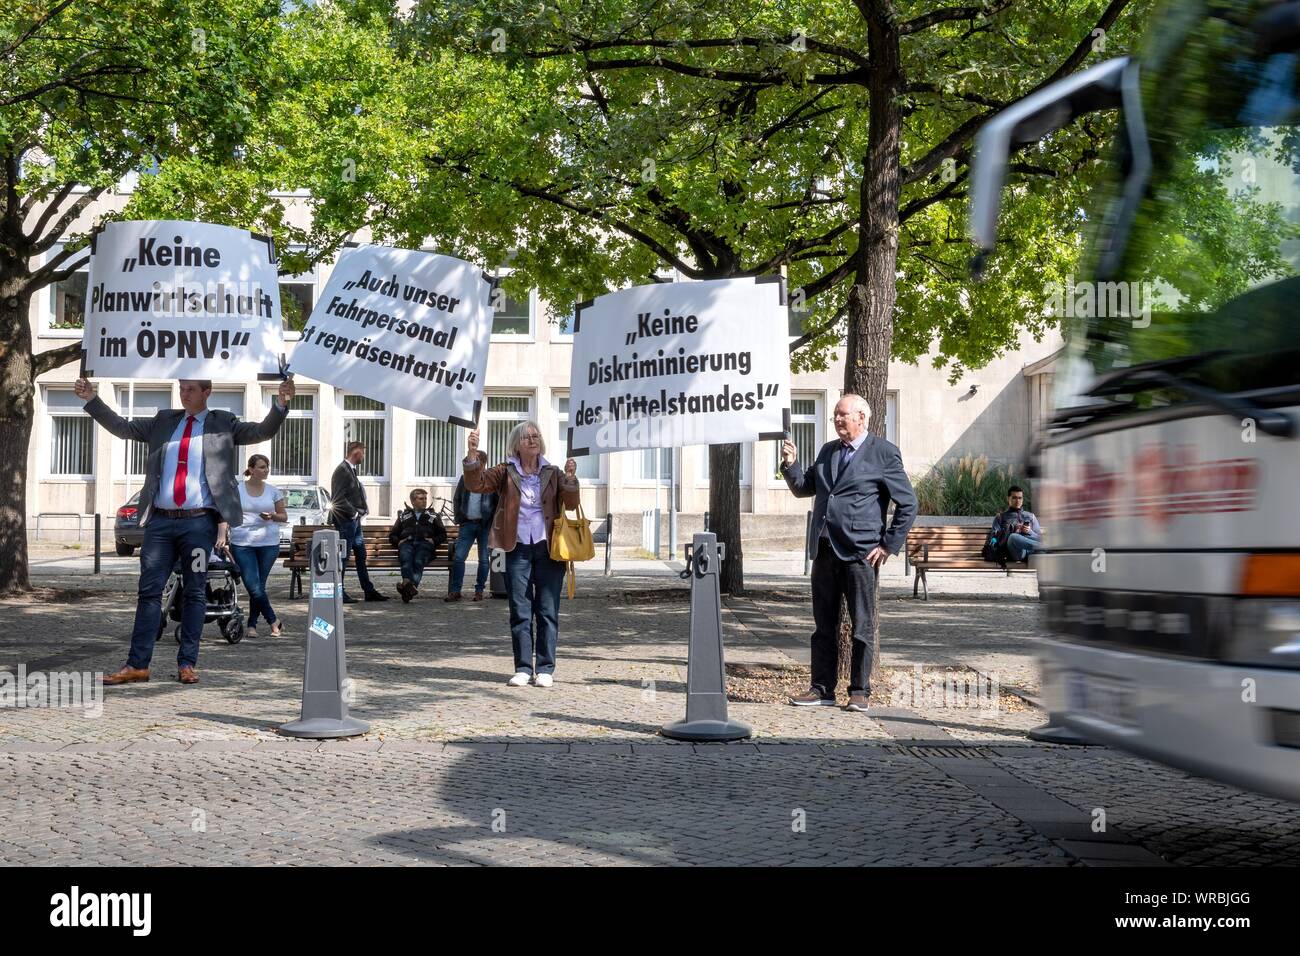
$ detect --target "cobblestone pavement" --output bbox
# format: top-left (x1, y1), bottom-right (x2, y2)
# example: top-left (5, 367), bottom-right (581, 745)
top-left (0, 561), bottom-right (1295, 866)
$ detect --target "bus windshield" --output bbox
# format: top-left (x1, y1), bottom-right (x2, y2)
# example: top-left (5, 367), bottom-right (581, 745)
top-left (1059, 11), bottom-right (1300, 412)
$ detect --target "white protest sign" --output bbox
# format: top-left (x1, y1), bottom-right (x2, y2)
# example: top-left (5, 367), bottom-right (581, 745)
top-left (288, 246), bottom-right (492, 426)
top-left (566, 276), bottom-right (792, 455)
top-left (83, 220), bottom-right (285, 379)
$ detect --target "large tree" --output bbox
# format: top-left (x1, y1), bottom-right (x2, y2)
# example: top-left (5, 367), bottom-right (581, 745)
top-left (0, 0), bottom-right (291, 594)
top-left (374, 0), bottom-right (1153, 606)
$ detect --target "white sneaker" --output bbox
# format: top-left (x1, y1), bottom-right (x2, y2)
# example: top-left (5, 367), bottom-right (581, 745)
top-left (507, 672), bottom-right (531, 687)
top-left (534, 673), bottom-right (554, 688)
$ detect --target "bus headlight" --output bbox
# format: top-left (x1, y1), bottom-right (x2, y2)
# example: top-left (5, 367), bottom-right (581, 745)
top-left (1224, 601), bottom-right (1300, 667)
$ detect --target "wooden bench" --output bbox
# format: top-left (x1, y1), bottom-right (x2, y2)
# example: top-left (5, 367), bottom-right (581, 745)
top-left (905, 525), bottom-right (1036, 600)
top-left (284, 522), bottom-right (460, 598)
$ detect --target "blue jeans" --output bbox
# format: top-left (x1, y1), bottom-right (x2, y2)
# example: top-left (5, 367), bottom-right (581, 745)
top-left (332, 514), bottom-right (376, 596)
top-left (449, 520), bottom-right (491, 594)
top-left (505, 540), bottom-right (565, 676)
top-left (230, 544), bottom-right (279, 628)
top-left (130, 512), bottom-right (218, 670)
top-left (1006, 533), bottom-right (1041, 561)
top-left (399, 539), bottom-right (439, 586)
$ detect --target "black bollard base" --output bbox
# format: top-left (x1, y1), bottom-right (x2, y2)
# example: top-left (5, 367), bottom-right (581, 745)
top-left (279, 716), bottom-right (370, 739)
top-left (660, 718), bottom-right (752, 742)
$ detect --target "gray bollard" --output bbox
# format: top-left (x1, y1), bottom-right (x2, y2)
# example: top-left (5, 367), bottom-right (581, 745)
top-left (661, 532), bottom-right (752, 742)
top-left (280, 528), bottom-right (369, 739)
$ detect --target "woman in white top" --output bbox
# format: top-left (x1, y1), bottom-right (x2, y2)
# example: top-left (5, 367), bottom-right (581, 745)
top-left (228, 454), bottom-right (288, 637)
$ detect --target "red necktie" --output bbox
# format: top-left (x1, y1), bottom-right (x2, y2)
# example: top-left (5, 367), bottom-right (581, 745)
top-left (173, 416), bottom-right (196, 506)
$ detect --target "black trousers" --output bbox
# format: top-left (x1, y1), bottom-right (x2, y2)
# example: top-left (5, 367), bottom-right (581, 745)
top-left (809, 538), bottom-right (878, 697)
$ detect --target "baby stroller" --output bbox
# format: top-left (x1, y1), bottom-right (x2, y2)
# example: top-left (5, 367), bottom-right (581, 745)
top-left (157, 548), bottom-right (248, 645)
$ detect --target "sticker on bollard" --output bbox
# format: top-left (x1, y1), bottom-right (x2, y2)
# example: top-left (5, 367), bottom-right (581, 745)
top-left (660, 532), bottom-right (752, 742)
top-left (280, 528), bottom-right (369, 739)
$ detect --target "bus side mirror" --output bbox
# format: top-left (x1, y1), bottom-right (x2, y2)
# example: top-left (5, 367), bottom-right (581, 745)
top-left (969, 57), bottom-right (1134, 278)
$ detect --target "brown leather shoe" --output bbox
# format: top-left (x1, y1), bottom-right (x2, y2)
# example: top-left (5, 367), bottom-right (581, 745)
top-left (789, 687), bottom-right (836, 707)
top-left (472, 591), bottom-right (485, 601)
top-left (444, 592), bottom-right (462, 602)
top-left (845, 693), bottom-right (870, 712)
top-left (103, 666), bottom-right (149, 686)
top-left (177, 666), bottom-right (199, 684)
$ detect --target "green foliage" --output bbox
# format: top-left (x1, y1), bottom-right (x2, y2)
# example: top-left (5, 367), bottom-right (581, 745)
top-left (4, 0), bottom-right (283, 228)
top-left (910, 455), bottom-right (1031, 516)
top-left (384, 0), bottom-right (1158, 379)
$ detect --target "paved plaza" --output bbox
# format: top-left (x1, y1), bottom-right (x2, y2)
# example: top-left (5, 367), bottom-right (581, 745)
top-left (2, 549), bottom-right (1298, 866)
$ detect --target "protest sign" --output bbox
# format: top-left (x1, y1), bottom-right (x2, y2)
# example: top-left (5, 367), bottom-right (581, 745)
top-left (83, 220), bottom-right (285, 380)
top-left (288, 246), bottom-right (493, 426)
top-left (566, 276), bottom-right (792, 455)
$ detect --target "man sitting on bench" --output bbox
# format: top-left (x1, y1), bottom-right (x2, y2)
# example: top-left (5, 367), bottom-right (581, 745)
top-left (992, 485), bottom-right (1042, 565)
top-left (389, 488), bottom-right (448, 602)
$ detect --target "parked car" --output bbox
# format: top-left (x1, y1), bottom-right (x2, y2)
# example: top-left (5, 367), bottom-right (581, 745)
top-left (114, 491), bottom-right (144, 556)
top-left (114, 485), bottom-right (331, 558)
top-left (277, 485), bottom-right (332, 555)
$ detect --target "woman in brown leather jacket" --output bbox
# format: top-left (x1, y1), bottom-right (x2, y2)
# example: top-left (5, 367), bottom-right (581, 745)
top-left (463, 422), bottom-right (579, 687)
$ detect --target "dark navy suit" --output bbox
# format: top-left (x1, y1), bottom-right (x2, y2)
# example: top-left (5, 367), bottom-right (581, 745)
top-left (782, 434), bottom-right (917, 697)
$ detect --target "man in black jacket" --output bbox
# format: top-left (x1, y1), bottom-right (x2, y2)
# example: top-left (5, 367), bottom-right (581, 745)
top-left (389, 489), bottom-right (448, 602)
top-left (330, 441), bottom-right (388, 602)
top-left (780, 394), bottom-right (917, 712)
top-left (447, 476), bottom-right (498, 601)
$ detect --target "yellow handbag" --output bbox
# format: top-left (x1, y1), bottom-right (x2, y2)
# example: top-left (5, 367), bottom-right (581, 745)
top-left (550, 503), bottom-right (595, 598)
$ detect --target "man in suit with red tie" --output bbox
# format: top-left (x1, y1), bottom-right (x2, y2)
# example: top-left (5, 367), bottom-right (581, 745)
top-left (74, 376), bottom-right (295, 685)
top-left (779, 393), bottom-right (916, 712)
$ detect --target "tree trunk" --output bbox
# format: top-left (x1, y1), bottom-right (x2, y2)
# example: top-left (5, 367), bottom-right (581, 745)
top-left (708, 442), bottom-right (743, 595)
top-left (0, 274), bottom-right (35, 596)
top-left (836, 12), bottom-right (902, 696)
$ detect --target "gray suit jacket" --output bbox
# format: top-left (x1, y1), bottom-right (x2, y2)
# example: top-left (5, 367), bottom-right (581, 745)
top-left (84, 396), bottom-right (288, 527)
top-left (782, 435), bottom-right (917, 561)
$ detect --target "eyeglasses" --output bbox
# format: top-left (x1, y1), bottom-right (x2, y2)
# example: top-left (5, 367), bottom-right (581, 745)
top-left (520, 433), bottom-right (542, 442)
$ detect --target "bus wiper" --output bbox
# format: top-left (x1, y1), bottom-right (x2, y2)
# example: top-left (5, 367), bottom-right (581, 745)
top-left (1048, 399), bottom-right (1137, 430)
top-left (1085, 352), bottom-right (1296, 437)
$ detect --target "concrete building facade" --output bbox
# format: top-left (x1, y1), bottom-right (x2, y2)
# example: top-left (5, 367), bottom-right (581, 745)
top-left (25, 187), bottom-right (1061, 538)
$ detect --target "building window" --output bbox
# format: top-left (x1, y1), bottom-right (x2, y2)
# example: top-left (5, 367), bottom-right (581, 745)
top-left (414, 417), bottom-right (462, 479)
top-left (552, 306), bottom-right (576, 340)
top-left (46, 389), bottom-right (94, 476)
top-left (773, 396), bottom-right (821, 479)
top-left (485, 394), bottom-right (532, 463)
top-left (638, 447), bottom-right (673, 483)
top-left (489, 271), bottom-right (532, 337)
top-left (341, 395), bottom-right (387, 478)
top-left (268, 391), bottom-right (315, 479)
top-left (115, 387), bottom-right (170, 476)
top-left (279, 255), bottom-right (317, 333)
top-left (553, 395), bottom-right (600, 480)
top-left (699, 443), bottom-right (751, 485)
top-left (44, 243), bottom-right (89, 331)
top-left (208, 390), bottom-right (245, 419)
top-left (886, 390), bottom-right (899, 446)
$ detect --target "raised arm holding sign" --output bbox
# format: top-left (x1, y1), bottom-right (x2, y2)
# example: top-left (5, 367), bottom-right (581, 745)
top-left (74, 373), bottom-right (292, 687)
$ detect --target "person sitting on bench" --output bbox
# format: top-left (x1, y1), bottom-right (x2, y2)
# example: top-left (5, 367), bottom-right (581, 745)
top-left (992, 486), bottom-right (1042, 564)
top-left (389, 488), bottom-right (448, 602)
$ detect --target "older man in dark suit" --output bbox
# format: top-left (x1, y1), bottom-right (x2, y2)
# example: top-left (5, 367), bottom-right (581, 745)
top-left (780, 393), bottom-right (916, 712)
top-left (74, 375), bottom-right (294, 685)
